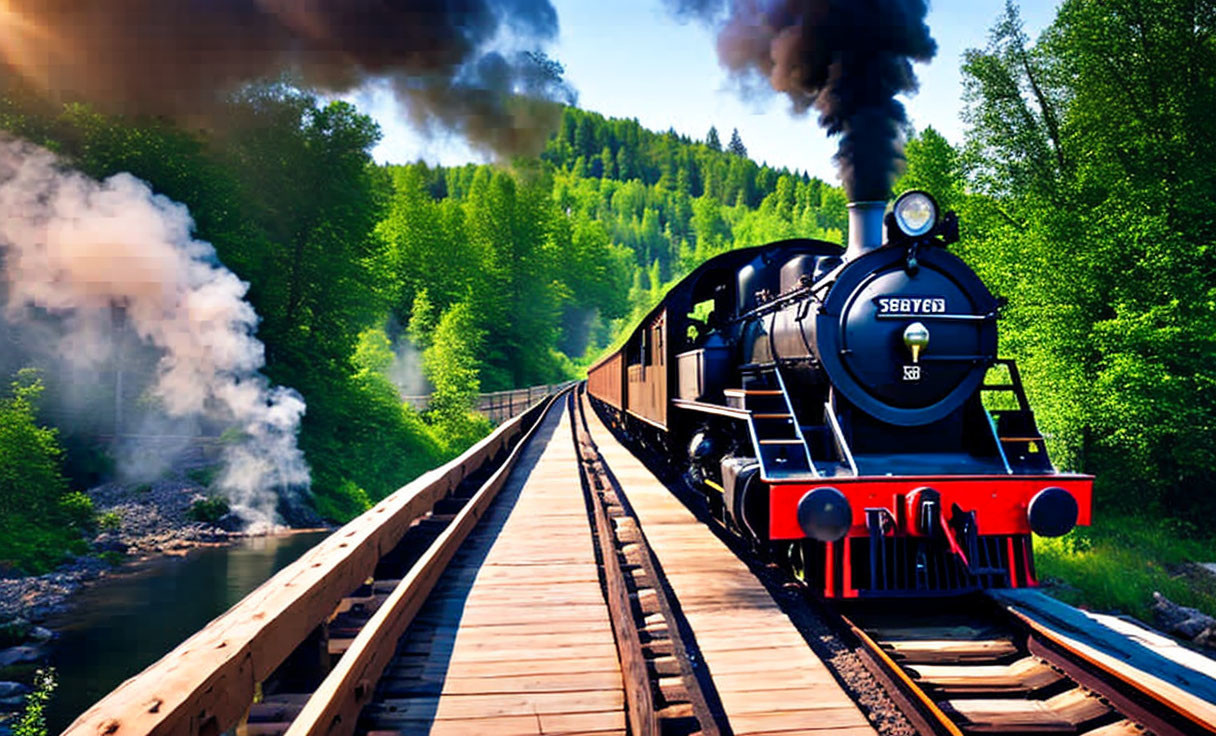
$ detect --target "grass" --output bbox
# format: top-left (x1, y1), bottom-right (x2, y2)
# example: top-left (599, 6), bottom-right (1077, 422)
top-left (1035, 513), bottom-right (1216, 623)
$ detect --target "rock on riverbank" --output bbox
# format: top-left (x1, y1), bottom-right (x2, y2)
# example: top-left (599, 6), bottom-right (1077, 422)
top-left (0, 476), bottom-right (240, 625)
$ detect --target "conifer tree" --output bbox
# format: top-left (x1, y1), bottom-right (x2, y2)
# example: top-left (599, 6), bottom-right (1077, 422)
top-left (728, 128), bottom-right (748, 158)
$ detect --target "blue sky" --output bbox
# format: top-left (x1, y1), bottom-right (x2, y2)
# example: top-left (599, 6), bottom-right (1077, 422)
top-left (354, 1), bottom-right (1060, 184)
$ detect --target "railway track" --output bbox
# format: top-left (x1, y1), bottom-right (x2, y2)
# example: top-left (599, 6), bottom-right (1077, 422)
top-left (839, 597), bottom-right (1216, 736)
top-left (571, 386), bottom-right (724, 736)
top-left (354, 389), bottom-right (727, 736)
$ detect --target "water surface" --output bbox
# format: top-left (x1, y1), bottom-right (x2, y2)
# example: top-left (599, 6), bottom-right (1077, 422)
top-left (45, 531), bottom-right (329, 733)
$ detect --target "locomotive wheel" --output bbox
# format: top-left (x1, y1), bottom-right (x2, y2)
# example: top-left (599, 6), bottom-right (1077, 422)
top-left (786, 541), bottom-right (808, 583)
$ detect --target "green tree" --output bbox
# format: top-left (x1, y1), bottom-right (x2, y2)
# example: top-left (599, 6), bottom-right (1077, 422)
top-left (961, 0), bottom-right (1216, 515)
top-left (407, 289), bottom-right (440, 349)
top-left (728, 128), bottom-right (748, 157)
top-left (423, 302), bottom-right (492, 450)
top-left (0, 371), bottom-right (89, 573)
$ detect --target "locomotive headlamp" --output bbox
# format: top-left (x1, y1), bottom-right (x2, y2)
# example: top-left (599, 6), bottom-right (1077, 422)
top-left (903, 322), bottom-right (930, 363)
top-left (893, 190), bottom-right (938, 238)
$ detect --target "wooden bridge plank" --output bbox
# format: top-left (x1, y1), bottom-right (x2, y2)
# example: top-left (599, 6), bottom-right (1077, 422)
top-left (356, 403), bottom-right (625, 736)
top-left (383, 655), bottom-right (623, 680)
top-left (583, 394), bottom-right (876, 736)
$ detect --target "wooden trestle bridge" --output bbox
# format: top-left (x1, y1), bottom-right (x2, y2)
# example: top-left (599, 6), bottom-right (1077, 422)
top-left (65, 386), bottom-right (1216, 736)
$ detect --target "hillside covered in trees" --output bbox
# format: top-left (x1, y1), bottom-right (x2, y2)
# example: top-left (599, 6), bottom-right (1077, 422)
top-left (385, 107), bottom-right (849, 392)
top-left (0, 76), bottom-right (847, 567)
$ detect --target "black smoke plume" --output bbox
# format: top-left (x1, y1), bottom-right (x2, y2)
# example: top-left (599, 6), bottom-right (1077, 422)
top-left (668, 0), bottom-right (936, 200)
top-left (0, 0), bottom-right (574, 156)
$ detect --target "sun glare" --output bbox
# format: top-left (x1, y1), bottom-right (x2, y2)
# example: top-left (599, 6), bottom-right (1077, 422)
top-left (0, 2), bottom-right (61, 88)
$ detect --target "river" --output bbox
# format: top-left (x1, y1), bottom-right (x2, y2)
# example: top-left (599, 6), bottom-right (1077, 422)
top-left (44, 531), bottom-right (330, 734)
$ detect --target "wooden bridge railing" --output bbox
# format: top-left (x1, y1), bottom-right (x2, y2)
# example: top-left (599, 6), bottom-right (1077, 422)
top-left (403, 380), bottom-right (577, 424)
top-left (63, 391), bottom-right (560, 736)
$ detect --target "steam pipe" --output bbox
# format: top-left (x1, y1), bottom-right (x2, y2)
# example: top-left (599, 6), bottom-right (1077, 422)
top-left (845, 200), bottom-right (887, 261)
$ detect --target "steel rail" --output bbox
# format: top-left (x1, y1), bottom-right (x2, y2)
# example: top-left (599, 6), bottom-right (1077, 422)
top-left (840, 615), bottom-right (963, 736)
top-left (284, 387), bottom-right (573, 736)
top-left (571, 390), bottom-right (659, 736)
top-left (839, 603), bottom-right (1197, 736)
top-left (1011, 608), bottom-right (1216, 735)
top-left (64, 390), bottom-right (559, 736)
top-left (572, 387), bottom-right (725, 736)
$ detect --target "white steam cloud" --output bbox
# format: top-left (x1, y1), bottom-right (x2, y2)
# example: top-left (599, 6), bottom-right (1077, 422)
top-left (0, 137), bottom-right (307, 526)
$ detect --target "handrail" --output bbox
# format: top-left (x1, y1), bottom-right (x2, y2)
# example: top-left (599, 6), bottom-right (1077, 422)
top-left (285, 387), bottom-right (572, 736)
top-left (63, 392), bottom-right (559, 736)
top-left (402, 380), bottom-right (576, 417)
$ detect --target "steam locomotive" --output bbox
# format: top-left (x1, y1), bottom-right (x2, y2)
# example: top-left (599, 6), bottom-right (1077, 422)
top-left (587, 191), bottom-right (1092, 598)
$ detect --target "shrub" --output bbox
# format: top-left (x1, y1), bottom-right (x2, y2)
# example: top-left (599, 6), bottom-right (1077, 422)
top-left (312, 479), bottom-right (372, 524)
top-left (13, 668), bottom-right (55, 736)
top-left (186, 466), bottom-right (218, 488)
top-left (188, 496), bottom-right (230, 524)
top-left (97, 511), bottom-right (122, 531)
top-left (56, 492), bottom-right (95, 532)
top-left (0, 371), bottom-right (86, 573)
top-left (299, 351), bottom-right (446, 514)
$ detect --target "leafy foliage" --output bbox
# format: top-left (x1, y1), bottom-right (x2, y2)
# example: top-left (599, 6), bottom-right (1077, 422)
top-left (188, 497), bottom-right (230, 525)
top-left (0, 372), bottom-right (90, 573)
top-left (1036, 516), bottom-right (1216, 620)
top-left (14, 668), bottom-right (56, 736)
top-left (423, 302), bottom-right (492, 449)
top-left (312, 479), bottom-right (372, 524)
top-left (901, 0), bottom-right (1216, 520)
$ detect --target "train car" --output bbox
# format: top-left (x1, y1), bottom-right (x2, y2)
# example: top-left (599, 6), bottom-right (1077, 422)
top-left (587, 190), bottom-right (1093, 598)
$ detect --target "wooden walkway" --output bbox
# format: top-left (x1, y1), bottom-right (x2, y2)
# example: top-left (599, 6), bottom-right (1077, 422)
top-left (583, 394), bottom-right (877, 736)
top-left (364, 402), bottom-right (625, 735)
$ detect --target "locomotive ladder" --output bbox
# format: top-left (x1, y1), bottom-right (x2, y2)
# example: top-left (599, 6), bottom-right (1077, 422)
top-left (727, 365), bottom-right (816, 480)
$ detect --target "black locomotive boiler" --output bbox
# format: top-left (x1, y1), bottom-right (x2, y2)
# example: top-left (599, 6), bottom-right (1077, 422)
top-left (587, 191), bottom-right (1092, 598)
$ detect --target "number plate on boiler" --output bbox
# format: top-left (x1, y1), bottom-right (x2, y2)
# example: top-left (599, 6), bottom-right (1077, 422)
top-left (903, 365), bottom-right (922, 381)
top-left (875, 295), bottom-right (947, 315)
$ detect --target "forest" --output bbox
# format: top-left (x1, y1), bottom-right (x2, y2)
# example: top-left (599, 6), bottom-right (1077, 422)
top-left (0, 0), bottom-right (1210, 583)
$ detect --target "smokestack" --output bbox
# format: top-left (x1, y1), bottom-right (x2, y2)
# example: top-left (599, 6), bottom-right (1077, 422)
top-left (846, 201), bottom-right (887, 261)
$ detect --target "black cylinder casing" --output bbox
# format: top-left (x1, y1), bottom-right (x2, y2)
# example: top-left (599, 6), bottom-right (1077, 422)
top-left (744, 245), bottom-right (999, 426)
